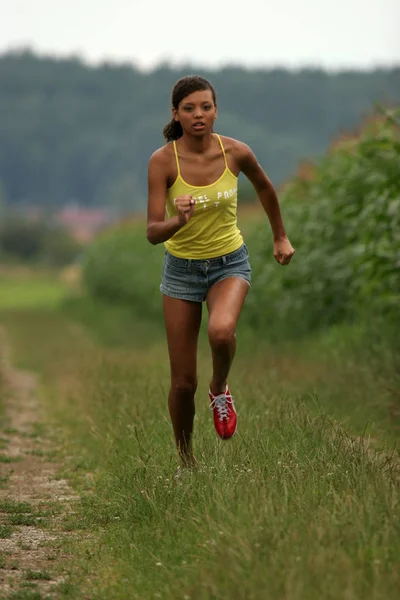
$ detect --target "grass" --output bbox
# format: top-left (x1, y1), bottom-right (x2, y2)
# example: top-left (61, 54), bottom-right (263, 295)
top-left (0, 499), bottom-right (34, 513)
top-left (0, 454), bottom-right (23, 463)
top-left (6, 591), bottom-right (47, 600)
top-left (7, 514), bottom-right (38, 526)
top-left (24, 570), bottom-right (52, 581)
top-left (0, 472), bottom-right (11, 488)
top-left (2, 428), bottom-right (19, 436)
top-left (0, 523), bottom-right (13, 538)
top-left (0, 275), bottom-right (399, 598)
top-left (0, 498), bottom-right (54, 536)
top-left (1, 304), bottom-right (399, 599)
top-left (0, 271), bottom-right (69, 310)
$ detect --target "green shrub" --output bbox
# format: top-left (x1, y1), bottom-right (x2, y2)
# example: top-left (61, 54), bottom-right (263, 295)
top-left (0, 215), bottom-right (82, 266)
top-left (243, 108), bottom-right (400, 337)
top-left (82, 224), bottom-right (164, 322)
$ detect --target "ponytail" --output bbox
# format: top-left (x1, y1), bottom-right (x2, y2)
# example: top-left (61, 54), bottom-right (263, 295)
top-left (163, 119), bottom-right (183, 143)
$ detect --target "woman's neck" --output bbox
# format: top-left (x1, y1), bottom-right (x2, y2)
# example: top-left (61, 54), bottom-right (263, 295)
top-left (177, 132), bottom-right (215, 154)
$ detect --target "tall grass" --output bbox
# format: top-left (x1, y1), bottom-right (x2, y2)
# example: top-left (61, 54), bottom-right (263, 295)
top-left (1, 310), bottom-right (399, 600)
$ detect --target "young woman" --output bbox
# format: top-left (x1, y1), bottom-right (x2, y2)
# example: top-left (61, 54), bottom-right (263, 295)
top-left (147, 75), bottom-right (295, 466)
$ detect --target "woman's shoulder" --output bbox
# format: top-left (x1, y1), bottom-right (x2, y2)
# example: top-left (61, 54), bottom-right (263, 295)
top-left (218, 135), bottom-right (254, 162)
top-left (148, 142), bottom-right (175, 168)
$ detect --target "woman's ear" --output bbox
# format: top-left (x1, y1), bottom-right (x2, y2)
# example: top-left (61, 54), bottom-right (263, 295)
top-left (172, 108), bottom-right (179, 122)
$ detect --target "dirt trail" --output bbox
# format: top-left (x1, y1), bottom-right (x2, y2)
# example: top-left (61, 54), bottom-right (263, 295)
top-left (0, 330), bottom-right (79, 598)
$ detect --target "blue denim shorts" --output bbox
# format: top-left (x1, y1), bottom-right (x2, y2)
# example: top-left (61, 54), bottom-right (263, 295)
top-left (160, 244), bottom-right (252, 303)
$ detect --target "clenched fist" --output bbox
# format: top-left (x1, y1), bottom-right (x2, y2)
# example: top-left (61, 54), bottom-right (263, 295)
top-left (274, 236), bottom-right (295, 265)
top-left (174, 195), bottom-right (196, 225)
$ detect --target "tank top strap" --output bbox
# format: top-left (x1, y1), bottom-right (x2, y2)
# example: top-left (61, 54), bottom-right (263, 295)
top-left (172, 140), bottom-right (181, 177)
top-left (216, 134), bottom-right (228, 169)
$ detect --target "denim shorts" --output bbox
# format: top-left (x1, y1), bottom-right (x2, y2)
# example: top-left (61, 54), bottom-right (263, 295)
top-left (160, 244), bottom-right (252, 302)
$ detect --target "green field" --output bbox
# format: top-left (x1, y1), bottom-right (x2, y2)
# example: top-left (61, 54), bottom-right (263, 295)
top-left (0, 273), bottom-right (68, 310)
top-left (0, 273), bottom-right (399, 600)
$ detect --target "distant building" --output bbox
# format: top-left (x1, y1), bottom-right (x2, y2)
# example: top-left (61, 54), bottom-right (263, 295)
top-left (54, 204), bottom-right (116, 243)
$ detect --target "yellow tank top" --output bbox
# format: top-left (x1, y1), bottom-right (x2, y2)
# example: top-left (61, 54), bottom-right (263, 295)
top-left (164, 134), bottom-right (244, 259)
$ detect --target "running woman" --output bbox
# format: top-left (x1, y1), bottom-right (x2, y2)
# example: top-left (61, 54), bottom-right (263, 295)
top-left (147, 75), bottom-right (295, 466)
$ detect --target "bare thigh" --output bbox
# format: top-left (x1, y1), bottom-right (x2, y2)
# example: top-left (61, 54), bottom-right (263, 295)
top-left (162, 295), bottom-right (203, 381)
top-left (206, 277), bottom-right (249, 334)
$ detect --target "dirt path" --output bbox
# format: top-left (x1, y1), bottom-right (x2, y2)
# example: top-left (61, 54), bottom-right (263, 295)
top-left (0, 330), bottom-right (79, 599)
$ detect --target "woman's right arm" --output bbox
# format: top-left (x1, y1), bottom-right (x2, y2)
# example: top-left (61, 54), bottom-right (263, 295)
top-left (146, 150), bottom-right (195, 245)
top-left (146, 151), bottom-right (182, 245)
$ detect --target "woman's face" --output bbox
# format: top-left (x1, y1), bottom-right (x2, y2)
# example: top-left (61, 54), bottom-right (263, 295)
top-left (173, 89), bottom-right (217, 137)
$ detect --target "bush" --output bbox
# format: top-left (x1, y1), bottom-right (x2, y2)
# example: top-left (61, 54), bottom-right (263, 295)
top-left (0, 215), bottom-right (82, 266)
top-left (243, 108), bottom-right (400, 337)
top-left (82, 222), bottom-right (164, 321)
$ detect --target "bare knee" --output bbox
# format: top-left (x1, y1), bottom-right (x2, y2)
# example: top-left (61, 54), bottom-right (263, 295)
top-left (208, 321), bottom-right (236, 348)
top-left (171, 376), bottom-right (198, 398)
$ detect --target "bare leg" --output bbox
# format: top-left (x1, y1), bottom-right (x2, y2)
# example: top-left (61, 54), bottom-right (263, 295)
top-left (162, 295), bottom-right (202, 465)
top-left (206, 278), bottom-right (249, 395)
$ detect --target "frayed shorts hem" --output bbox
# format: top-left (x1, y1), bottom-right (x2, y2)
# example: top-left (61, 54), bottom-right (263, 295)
top-left (160, 274), bottom-right (251, 303)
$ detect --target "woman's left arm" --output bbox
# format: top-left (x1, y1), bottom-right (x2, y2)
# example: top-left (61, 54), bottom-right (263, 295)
top-left (235, 142), bottom-right (295, 266)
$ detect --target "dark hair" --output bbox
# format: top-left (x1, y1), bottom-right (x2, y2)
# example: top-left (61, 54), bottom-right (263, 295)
top-left (163, 75), bottom-right (217, 142)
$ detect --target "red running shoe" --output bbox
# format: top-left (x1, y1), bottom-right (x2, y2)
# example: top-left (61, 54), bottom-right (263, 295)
top-left (209, 385), bottom-right (237, 440)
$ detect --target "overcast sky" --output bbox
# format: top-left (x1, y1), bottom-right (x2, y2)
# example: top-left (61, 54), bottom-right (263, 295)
top-left (2, 0), bottom-right (400, 70)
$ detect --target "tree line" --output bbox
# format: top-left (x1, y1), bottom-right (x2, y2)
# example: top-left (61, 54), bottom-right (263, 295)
top-left (0, 49), bottom-right (399, 213)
